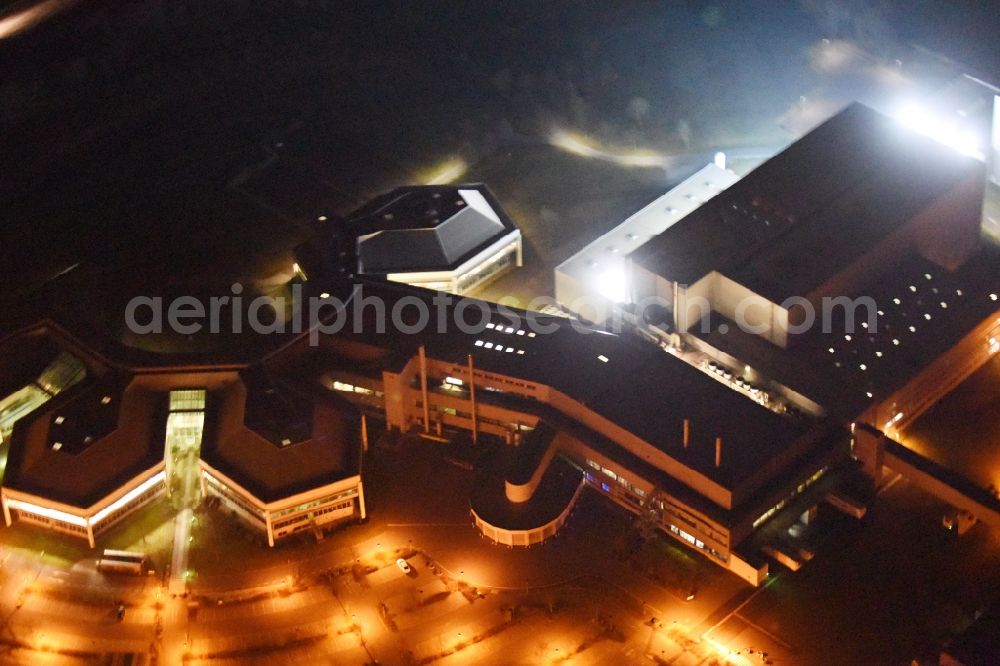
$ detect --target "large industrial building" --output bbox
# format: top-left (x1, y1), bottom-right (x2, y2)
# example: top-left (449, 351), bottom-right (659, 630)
top-left (270, 277), bottom-right (849, 584)
top-left (0, 102), bottom-right (997, 588)
top-left (627, 103), bottom-right (984, 349)
top-left (555, 161), bottom-right (739, 324)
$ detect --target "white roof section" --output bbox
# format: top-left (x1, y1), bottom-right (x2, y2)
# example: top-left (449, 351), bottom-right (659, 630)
top-left (555, 163), bottom-right (739, 317)
top-left (459, 188), bottom-right (502, 225)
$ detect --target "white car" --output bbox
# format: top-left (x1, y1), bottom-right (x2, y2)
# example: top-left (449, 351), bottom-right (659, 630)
top-left (396, 558), bottom-right (412, 574)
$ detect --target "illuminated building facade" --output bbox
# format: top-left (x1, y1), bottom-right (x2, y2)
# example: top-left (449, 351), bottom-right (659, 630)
top-left (555, 162), bottom-right (739, 324)
top-left (296, 183), bottom-right (522, 295)
top-left (274, 280), bottom-right (847, 585)
top-left (0, 328), bottom-right (366, 548)
top-left (628, 103), bottom-right (985, 349)
top-left (198, 370), bottom-right (365, 546)
top-left (1, 373), bottom-right (168, 548)
top-left (1, 103), bottom-right (997, 585)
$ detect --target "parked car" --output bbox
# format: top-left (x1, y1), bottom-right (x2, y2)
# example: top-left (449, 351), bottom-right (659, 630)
top-left (396, 558), bottom-right (412, 574)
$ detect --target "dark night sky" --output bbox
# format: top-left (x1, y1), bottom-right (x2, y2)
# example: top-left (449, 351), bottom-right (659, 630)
top-left (0, 0), bottom-right (997, 304)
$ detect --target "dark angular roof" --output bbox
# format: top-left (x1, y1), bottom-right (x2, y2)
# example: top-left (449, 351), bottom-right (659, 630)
top-left (200, 373), bottom-right (361, 503)
top-left (4, 375), bottom-right (166, 508)
top-left (347, 184), bottom-right (516, 274)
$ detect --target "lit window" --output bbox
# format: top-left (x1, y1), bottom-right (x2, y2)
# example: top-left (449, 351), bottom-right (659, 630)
top-left (924, 313), bottom-right (932, 321)
top-left (486, 323), bottom-right (495, 329)
top-left (506, 347), bottom-right (514, 353)
top-left (101, 395), bottom-right (112, 405)
top-left (516, 350), bottom-right (525, 355)
top-left (892, 338), bottom-right (900, 346)
top-left (875, 351), bottom-right (883, 358)
top-left (504, 327), bottom-right (514, 334)
top-left (474, 340), bottom-right (484, 347)
top-left (528, 332), bottom-right (536, 338)
top-left (597, 355), bottom-right (609, 363)
top-left (859, 364), bottom-right (867, 371)
top-left (169, 389), bottom-right (206, 412)
top-left (844, 334), bottom-right (852, 341)
top-left (52, 442), bottom-right (62, 451)
top-left (991, 294), bottom-right (998, 302)
top-left (281, 438), bottom-right (291, 446)
top-left (924, 273), bottom-right (932, 280)
top-left (909, 325), bottom-right (916, 333)
top-left (484, 342), bottom-right (494, 349)
top-left (909, 285), bottom-right (917, 292)
top-left (940, 302), bottom-right (947, 309)
top-left (893, 298), bottom-right (901, 305)
top-left (866, 391), bottom-right (873, 398)
top-left (320, 292), bottom-right (330, 299)
top-left (828, 348), bottom-right (835, 354)
top-left (54, 416), bottom-right (65, 425)
top-left (445, 377), bottom-right (463, 386)
top-left (516, 330), bottom-right (525, 336)
top-left (956, 289), bottom-right (963, 296)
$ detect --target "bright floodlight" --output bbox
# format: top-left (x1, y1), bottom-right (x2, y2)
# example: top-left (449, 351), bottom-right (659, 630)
top-left (895, 102), bottom-right (984, 160)
top-left (595, 266), bottom-right (628, 303)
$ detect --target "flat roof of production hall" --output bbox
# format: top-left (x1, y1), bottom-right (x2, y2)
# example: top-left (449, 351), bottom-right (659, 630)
top-left (555, 162), bottom-right (738, 302)
top-left (275, 278), bottom-right (819, 493)
top-left (690, 244), bottom-right (1000, 420)
top-left (629, 103), bottom-right (984, 301)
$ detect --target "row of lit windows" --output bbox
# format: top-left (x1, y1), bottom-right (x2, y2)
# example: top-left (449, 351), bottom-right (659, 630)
top-left (583, 470), bottom-right (726, 556)
top-left (271, 487), bottom-right (359, 520)
top-left (752, 466), bottom-right (828, 529)
top-left (204, 474), bottom-right (266, 525)
top-left (169, 389), bottom-right (206, 413)
top-left (585, 459), bottom-right (646, 498)
top-left (585, 459), bottom-right (726, 545)
top-left (11, 509), bottom-right (89, 535)
top-left (273, 499), bottom-right (354, 531)
top-left (92, 482), bottom-right (164, 534)
top-left (330, 381), bottom-right (384, 399)
top-left (668, 524), bottom-right (726, 562)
